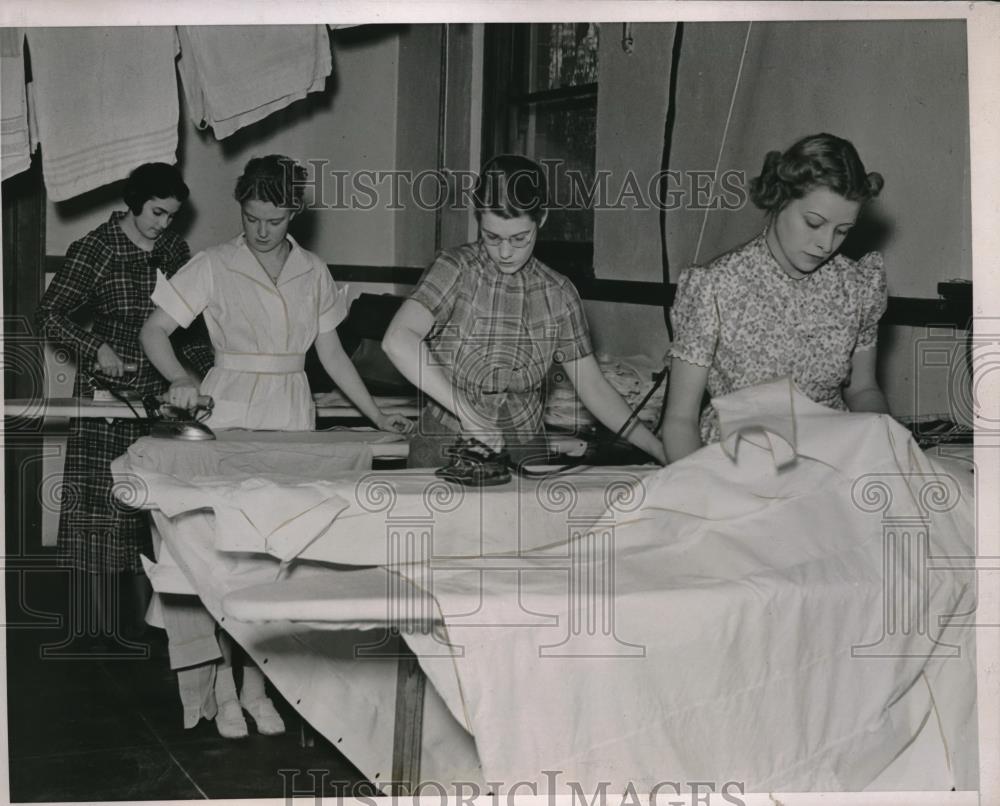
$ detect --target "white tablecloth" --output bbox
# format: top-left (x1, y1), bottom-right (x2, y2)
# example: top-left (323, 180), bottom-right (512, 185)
top-left (112, 384), bottom-right (978, 793)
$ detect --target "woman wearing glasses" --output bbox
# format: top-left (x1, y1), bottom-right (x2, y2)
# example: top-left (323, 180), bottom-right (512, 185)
top-left (384, 154), bottom-right (665, 484)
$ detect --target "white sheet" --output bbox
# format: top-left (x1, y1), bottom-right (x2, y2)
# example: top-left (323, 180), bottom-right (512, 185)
top-left (112, 383), bottom-right (977, 793)
top-left (112, 430), bottom-right (482, 787)
top-left (399, 385), bottom-right (977, 792)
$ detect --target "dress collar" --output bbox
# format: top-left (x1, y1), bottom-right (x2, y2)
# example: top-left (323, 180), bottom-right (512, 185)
top-left (232, 233), bottom-right (313, 287)
top-left (757, 227), bottom-right (818, 283)
top-left (106, 210), bottom-right (158, 258)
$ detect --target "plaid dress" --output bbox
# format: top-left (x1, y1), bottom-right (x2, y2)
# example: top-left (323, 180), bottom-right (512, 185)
top-left (407, 241), bottom-right (592, 466)
top-left (36, 211), bottom-right (200, 573)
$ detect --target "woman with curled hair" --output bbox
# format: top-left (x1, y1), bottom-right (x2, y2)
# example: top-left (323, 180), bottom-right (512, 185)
top-left (139, 155), bottom-right (410, 739)
top-left (661, 133), bottom-right (890, 463)
top-left (142, 154), bottom-right (409, 433)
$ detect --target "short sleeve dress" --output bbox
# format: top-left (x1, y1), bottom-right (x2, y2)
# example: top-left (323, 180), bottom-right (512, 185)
top-left (151, 233), bottom-right (348, 431)
top-left (668, 230), bottom-right (887, 444)
top-left (36, 211), bottom-right (192, 573)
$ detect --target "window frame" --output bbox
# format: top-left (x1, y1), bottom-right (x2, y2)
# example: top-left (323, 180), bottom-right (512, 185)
top-left (481, 23), bottom-right (598, 281)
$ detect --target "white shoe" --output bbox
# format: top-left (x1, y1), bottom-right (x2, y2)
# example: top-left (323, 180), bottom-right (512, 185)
top-left (240, 696), bottom-right (286, 736)
top-left (215, 699), bottom-right (249, 739)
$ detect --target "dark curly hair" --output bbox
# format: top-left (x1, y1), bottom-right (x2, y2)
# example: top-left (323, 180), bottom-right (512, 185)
top-left (749, 133), bottom-right (884, 214)
top-left (473, 154), bottom-right (548, 223)
top-left (233, 155), bottom-right (308, 209)
top-left (122, 162), bottom-right (189, 215)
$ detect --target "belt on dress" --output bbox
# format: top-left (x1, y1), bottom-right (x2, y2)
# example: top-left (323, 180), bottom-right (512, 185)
top-left (214, 352), bottom-right (305, 374)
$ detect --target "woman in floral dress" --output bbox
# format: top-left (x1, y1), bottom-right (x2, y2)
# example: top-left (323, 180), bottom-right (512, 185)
top-left (661, 133), bottom-right (890, 462)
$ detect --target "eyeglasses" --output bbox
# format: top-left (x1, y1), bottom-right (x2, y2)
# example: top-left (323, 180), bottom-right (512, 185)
top-left (481, 228), bottom-right (535, 249)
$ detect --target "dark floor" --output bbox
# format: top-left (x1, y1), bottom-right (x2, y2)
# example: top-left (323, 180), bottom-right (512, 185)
top-left (4, 564), bottom-right (374, 802)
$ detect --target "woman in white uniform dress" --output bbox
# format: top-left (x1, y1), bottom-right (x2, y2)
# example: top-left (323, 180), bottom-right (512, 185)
top-left (142, 154), bottom-right (410, 434)
top-left (140, 155), bottom-right (410, 739)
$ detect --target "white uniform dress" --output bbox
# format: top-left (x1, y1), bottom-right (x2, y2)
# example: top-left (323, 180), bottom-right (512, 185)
top-left (148, 234), bottom-right (349, 728)
top-left (152, 233), bottom-right (348, 430)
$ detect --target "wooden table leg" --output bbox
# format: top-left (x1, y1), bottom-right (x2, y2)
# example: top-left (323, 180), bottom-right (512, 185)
top-left (391, 637), bottom-right (426, 794)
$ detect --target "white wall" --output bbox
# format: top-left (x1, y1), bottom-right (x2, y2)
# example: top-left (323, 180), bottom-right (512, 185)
top-left (45, 27), bottom-right (416, 266)
top-left (589, 20), bottom-right (970, 416)
top-left (592, 20), bottom-right (970, 294)
top-left (40, 21), bottom-right (970, 422)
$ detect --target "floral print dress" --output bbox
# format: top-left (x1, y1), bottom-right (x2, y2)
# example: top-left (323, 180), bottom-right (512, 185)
top-left (668, 230), bottom-right (887, 444)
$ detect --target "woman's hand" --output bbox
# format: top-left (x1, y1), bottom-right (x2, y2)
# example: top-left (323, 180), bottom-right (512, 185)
top-left (95, 343), bottom-right (126, 378)
top-left (376, 412), bottom-right (414, 435)
top-left (165, 376), bottom-right (201, 411)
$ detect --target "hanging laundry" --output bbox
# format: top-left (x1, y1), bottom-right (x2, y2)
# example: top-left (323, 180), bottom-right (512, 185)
top-left (176, 26), bottom-right (332, 140)
top-left (24, 27), bottom-right (179, 201)
top-left (1, 28), bottom-right (34, 181)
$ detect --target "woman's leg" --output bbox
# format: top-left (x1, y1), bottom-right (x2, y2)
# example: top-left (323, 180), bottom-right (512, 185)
top-left (157, 593), bottom-right (227, 729)
top-left (118, 570), bottom-right (152, 642)
top-left (213, 631), bottom-right (248, 739)
top-left (239, 657), bottom-right (286, 736)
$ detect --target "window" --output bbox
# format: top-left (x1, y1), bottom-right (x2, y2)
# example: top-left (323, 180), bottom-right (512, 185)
top-left (483, 23), bottom-right (600, 279)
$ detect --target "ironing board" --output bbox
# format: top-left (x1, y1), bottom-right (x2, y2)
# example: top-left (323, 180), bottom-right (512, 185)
top-left (223, 572), bottom-right (438, 792)
top-left (108, 390), bottom-right (979, 794)
top-left (2, 394), bottom-right (420, 422)
top-left (110, 433), bottom-right (648, 790)
top-left (3, 396), bottom-right (414, 460)
top-left (110, 433), bottom-right (487, 789)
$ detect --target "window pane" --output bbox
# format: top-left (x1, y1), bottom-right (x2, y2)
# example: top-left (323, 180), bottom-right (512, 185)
top-left (532, 23), bottom-right (600, 91)
top-left (529, 102), bottom-right (596, 242)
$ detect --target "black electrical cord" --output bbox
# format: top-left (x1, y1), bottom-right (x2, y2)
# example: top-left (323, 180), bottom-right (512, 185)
top-left (88, 371), bottom-right (212, 426)
top-left (514, 23), bottom-right (685, 479)
top-left (87, 371), bottom-right (147, 421)
top-left (660, 21), bottom-right (684, 342)
top-left (651, 21), bottom-right (685, 435)
top-left (513, 365), bottom-right (669, 479)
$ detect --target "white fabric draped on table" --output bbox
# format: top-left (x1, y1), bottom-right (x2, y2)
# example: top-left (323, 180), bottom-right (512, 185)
top-left (112, 381), bottom-right (977, 793)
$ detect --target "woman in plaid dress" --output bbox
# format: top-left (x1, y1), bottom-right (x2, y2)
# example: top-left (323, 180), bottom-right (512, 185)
top-left (383, 154), bottom-right (666, 483)
top-left (36, 162), bottom-right (206, 643)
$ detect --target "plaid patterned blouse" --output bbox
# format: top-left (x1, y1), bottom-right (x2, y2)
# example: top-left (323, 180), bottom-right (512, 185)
top-left (410, 241), bottom-right (593, 439)
top-left (37, 211), bottom-right (206, 396)
top-left (35, 211), bottom-right (200, 573)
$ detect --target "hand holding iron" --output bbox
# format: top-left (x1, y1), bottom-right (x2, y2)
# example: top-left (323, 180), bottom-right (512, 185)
top-left (148, 391), bottom-right (215, 441)
top-left (165, 376), bottom-right (204, 411)
top-left (93, 344), bottom-right (130, 378)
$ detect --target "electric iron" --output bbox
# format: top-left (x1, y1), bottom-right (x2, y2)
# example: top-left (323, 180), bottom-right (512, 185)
top-left (88, 362), bottom-right (216, 441)
top-left (145, 395), bottom-right (216, 441)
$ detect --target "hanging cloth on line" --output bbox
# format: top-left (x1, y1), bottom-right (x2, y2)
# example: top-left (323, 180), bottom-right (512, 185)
top-left (1, 28), bottom-right (34, 181)
top-left (175, 25), bottom-right (332, 140)
top-left (24, 27), bottom-right (180, 201)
